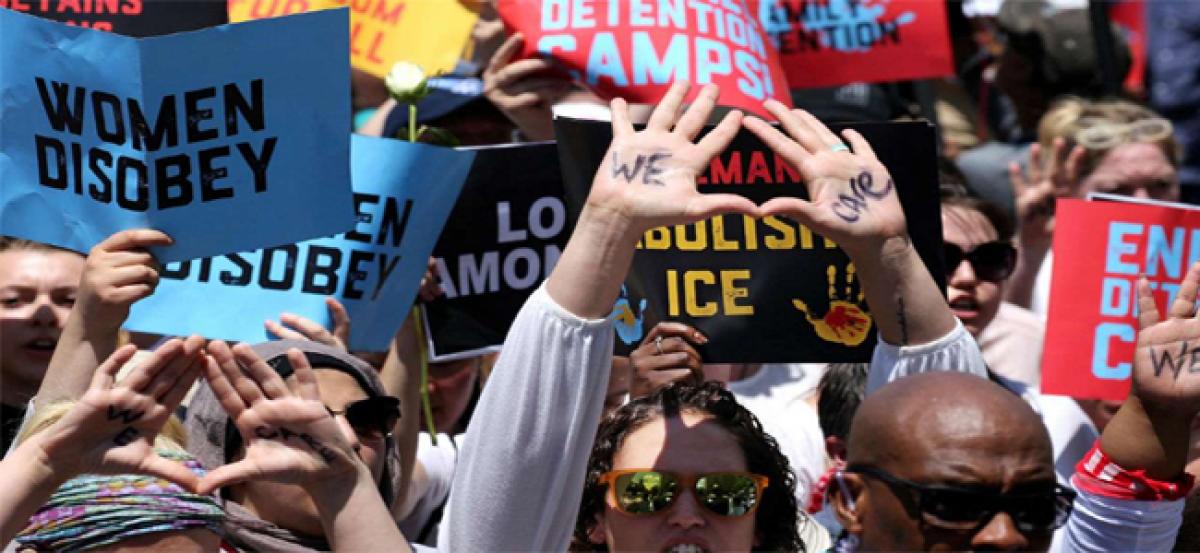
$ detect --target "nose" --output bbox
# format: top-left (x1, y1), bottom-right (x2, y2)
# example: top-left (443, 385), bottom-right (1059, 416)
top-left (971, 511), bottom-right (1029, 551)
top-left (949, 257), bottom-right (978, 287)
top-left (665, 486), bottom-right (707, 531)
top-left (30, 298), bottom-right (59, 327)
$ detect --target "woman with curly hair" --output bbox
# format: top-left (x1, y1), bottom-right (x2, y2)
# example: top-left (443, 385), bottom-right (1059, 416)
top-left (573, 381), bottom-right (803, 552)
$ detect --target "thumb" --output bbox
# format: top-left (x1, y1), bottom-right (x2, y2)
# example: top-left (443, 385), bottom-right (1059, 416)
top-left (685, 193), bottom-right (760, 221)
top-left (196, 461), bottom-right (255, 496)
top-left (140, 454), bottom-right (201, 493)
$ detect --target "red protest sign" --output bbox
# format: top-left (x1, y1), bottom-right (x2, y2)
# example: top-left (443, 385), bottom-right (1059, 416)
top-left (751, 0), bottom-right (953, 89)
top-left (496, 0), bottom-right (793, 117)
top-left (1043, 199), bottom-right (1200, 401)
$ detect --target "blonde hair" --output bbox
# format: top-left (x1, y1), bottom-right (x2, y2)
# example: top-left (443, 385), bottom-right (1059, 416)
top-left (1037, 97), bottom-right (1181, 179)
top-left (16, 400), bottom-right (188, 452)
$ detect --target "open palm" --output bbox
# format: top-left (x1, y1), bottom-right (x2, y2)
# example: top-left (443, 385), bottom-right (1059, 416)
top-left (197, 341), bottom-right (360, 495)
top-left (1133, 263), bottom-right (1200, 415)
top-left (744, 100), bottom-right (906, 253)
top-left (588, 81), bottom-right (759, 231)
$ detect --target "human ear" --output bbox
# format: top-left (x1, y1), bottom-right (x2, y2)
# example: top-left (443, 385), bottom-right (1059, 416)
top-left (830, 472), bottom-right (865, 534)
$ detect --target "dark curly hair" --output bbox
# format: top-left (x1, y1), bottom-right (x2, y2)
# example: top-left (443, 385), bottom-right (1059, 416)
top-left (571, 381), bottom-right (803, 551)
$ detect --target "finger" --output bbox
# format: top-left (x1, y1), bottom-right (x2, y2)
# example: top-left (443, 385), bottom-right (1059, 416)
top-left (673, 83), bottom-right (719, 140)
top-left (94, 229), bottom-right (173, 253)
top-left (90, 344), bottom-right (139, 390)
top-left (685, 193), bottom-right (761, 221)
top-left (195, 461), bottom-right (255, 496)
top-left (643, 322), bottom-right (708, 345)
top-left (841, 129), bottom-right (879, 163)
top-left (610, 97), bottom-right (634, 139)
top-left (232, 343), bottom-right (289, 401)
top-left (485, 32), bottom-right (524, 77)
top-left (492, 58), bottom-right (557, 84)
top-left (1027, 143), bottom-right (1044, 184)
top-left (1137, 277), bottom-right (1162, 330)
top-left (278, 313), bottom-right (336, 346)
top-left (209, 340), bottom-right (265, 407)
top-left (159, 358), bottom-right (201, 411)
top-left (326, 298), bottom-right (351, 346)
top-left (120, 339), bottom-right (182, 391)
top-left (264, 320), bottom-right (307, 342)
top-left (1062, 145), bottom-right (1087, 191)
top-left (201, 351), bottom-right (246, 419)
top-left (106, 264), bottom-right (160, 287)
top-left (798, 110), bottom-right (843, 148)
top-left (143, 344), bottom-right (200, 400)
top-left (696, 109), bottom-right (744, 160)
top-left (759, 197), bottom-right (824, 224)
top-left (288, 348), bottom-right (321, 402)
top-left (180, 334), bottom-right (206, 358)
top-left (496, 76), bottom-right (571, 96)
top-left (100, 250), bottom-right (157, 268)
top-left (763, 100), bottom-right (824, 153)
top-left (139, 454), bottom-right (201, 493)
top-left (743, 115), bottom-right (807, 166)
top-left (648, 367), bottom-right (698, 385)
top-left (1170, 263), bottom-right (1200, 318)
top-left (1008, 161), bottom-right (1026, 198)
top-left (647, 80), bottom-right (690, 131)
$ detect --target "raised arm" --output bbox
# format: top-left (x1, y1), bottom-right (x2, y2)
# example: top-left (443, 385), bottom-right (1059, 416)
top-left (37, 229), bottom-right (172, 403)
top-left (442, 81), bottom-right (757, 551)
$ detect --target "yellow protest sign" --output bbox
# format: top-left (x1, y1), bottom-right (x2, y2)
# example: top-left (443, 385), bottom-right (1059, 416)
top-left (228, 0), bottom-right (479, 78)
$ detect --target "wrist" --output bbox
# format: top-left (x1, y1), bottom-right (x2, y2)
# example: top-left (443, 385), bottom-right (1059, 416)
top-left (841, 234), bottom-right (913, 268)
top-left (305, 462), bottom-right (375, 505)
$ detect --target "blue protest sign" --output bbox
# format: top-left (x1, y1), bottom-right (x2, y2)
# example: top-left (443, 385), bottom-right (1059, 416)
top-left (0, 8), bottom-right (353, 262)
top-left (125, 135), bottom-right (475, 350)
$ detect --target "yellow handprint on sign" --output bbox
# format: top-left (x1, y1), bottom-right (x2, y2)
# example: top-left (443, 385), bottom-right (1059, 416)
top-left (792, 263), bottom-right (872, 347)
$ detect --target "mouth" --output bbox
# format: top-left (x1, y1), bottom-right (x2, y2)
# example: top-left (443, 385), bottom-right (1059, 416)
top-left (22, 337), bottom-right (58, 356)
top-left (948, 295), bottom-right (979, 318)
top-left (663, 545), bottom-right (708, 553)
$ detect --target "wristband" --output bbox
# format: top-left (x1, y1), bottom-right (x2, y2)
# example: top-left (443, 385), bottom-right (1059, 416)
top-left (1073, 441), bottom-right (1194, 501)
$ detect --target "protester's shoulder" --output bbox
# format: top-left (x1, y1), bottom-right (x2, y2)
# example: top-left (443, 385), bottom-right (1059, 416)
top-left (992, 302), bottom-right (1045, 335)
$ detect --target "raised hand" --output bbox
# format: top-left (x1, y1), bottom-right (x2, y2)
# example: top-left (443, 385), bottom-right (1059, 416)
top-left (197, 341), bottom-right (362, 495)
top-left (75, 229), bottom-right (173, 331)
top-left (1133, 263), bottom-right (1200, 417)
top-left (589, 81), bottom-right (759, 232)
top-left (628, 322), bottom-right (706, 399)
top-left (744, 100), bottom-right (905, 255)
top-left (483, 33), bottom-right (572, 142)
top-left (1009, 138), bottom-right (1086, 254)
top-left (265, 297), bottom-right (351, 351)
top-left (32, 336), bottom-right (206, 488)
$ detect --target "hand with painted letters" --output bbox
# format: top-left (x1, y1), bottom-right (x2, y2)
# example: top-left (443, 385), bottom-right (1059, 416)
top-left (628, 322), bottom-right (707, 400)
top-left (197, 341), bottom-right (363, 495)
top-left (744, 101), bottom-right (906, 255)
top-left (589, 81), bottom-right (759, 232)
top-left (25, 336), bottom-right (206, 488)
top-left (74, 229), bottom-right (173, 332)
top-left (1132, 263), bottom-right (1200, 417)
top-left (265, 297), bottom-right (351, 351)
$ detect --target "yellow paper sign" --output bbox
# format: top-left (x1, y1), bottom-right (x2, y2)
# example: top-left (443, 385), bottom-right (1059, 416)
top-left (228, 0), bottom-right (479, 78)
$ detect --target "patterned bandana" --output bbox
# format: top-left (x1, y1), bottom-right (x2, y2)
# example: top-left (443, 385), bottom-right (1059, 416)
top-left (15, 449), bottom-right (224, 551)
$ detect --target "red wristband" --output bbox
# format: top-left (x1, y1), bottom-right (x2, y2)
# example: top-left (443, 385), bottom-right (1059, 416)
top-left (1073, 441), bottom-right (1194, 501)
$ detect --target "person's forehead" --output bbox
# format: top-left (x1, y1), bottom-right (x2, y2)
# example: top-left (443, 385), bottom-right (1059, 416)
top-left (893, 408), bottom-right (1054, 486)
top-left (1086, 143), bottom-right (1176, 184)
top-left (0, 250), bottom-right (83, 288)
top-left (941, 205), bottom-right (998, 247)
top-left (309, 367), bottom-right (369, 408)
top-left (612, 411), bottom-right (747, 473)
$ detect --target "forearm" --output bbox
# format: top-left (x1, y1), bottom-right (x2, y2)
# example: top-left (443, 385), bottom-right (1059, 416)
top-left (545, 203), bottom-right (640, 319)
top-left (846, 236), bottom-right (956, 346)
top-left (0, 442), bottom-right (65, 543)
top-left (36, 314), bottom-right (120, 403)
top-left (381, 313), bottom-right (421, 519)
top-left (309, 466), bottom-right (411, 553)
top-left (1006, 245), bottom-right (1049, 309)
top-left (357, 99), bottom-right (396, 138)
top-left (1099, 396), bottom-right (1194, 480)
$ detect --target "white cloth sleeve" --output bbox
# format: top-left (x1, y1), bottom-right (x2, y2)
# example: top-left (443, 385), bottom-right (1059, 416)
top-left (1053, 487), bottom-right (1184, 552)
top-left (438, 285), bottom-right (613, 552)
top-left (867, 319), bottom-right (989, 393)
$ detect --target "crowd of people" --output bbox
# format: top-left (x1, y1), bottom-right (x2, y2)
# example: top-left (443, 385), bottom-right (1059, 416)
top-left (4, 0), bottom-right (1200, 551)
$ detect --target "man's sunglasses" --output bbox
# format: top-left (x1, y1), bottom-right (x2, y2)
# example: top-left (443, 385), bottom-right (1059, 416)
top-left (846, 465), bottom-right (1075, 533)
top-left (944, 241), bottom-right (1017, 282)
top-left (598, 470), bottom-right (768, 517)
top-left (325, 396), bottom-right (400, 441)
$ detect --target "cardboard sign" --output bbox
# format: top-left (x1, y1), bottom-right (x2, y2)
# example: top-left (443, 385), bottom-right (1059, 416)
top-left (754, 0), bottom-right (953, 89)
top-left (1042, 199), bottom-right (1200, 401)
top-left (0, 9), bottom-right (353, 263)
top-left (125, 135), bottom-right (474, 351)
top-left (555, 117), bottom-right (944, 363)
top-left (227, 0), bottom-right (479, 79)
top-left (497, 0), bottom-right (793, 118)
top-left (1, 0), bottom-right (227, 36)
top-left (420, 142), bottom-right (568, 362)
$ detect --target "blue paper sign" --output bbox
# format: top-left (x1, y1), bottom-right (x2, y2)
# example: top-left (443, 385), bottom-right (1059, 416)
top-left (125, 135), bottom-right (475, 350)
top-left (0, 8), bottom-right (353, 262)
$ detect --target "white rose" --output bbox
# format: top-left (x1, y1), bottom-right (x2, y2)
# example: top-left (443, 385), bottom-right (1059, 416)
top-left (386, 62), bottom-right (428, 103)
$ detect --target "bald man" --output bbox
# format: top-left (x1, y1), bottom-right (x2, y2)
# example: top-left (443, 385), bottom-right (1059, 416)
top-left (831, 372), bottom-right (1061, 550)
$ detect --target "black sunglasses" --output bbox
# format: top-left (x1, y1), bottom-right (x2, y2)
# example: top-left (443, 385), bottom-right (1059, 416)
top-left (326, 396), bottom-right (400, 441)
top-left (847, 465), bottom-right (1075, 534)
top-left (944, 241), bottom-right (1017, 282)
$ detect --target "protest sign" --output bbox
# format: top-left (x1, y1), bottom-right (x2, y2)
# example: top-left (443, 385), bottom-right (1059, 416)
top-left (420, 142), bottom-right (567, 361)
top-left (754, 0), bottom-right (953, 89)
top-left (125, 135), bottom-right (474, 351)
top-left (1, 0), bottom-right (227, 35)
top-left (228, 0), bottom-right (479, 79)
top-left (496, 0), bottom-right (793, 118)
top-left (0, 8), bottom-right (352, 263)
top-left (555, 117), bottom-right (943, 363)
top-left (1042, 198), bottom-right (1200, 401)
